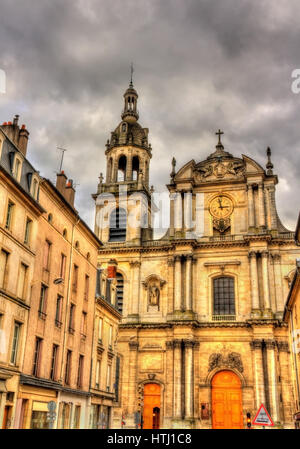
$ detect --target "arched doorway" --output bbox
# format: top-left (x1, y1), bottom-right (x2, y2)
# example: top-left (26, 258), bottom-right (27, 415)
top-left (211, 370), bottom-right (243, 429)
top-left (143, 383), bottom-right (161, 429)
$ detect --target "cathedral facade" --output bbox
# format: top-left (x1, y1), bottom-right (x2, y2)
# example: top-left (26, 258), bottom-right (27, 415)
top-left (94, 82), bottom-right (300, 429)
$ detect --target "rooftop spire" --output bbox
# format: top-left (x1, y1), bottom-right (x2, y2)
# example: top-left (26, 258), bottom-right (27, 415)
top-left (130, 62), bottom-right (134, 88)
top-left (266, 147), bottom-right (274, 175)
top-left (122, 67), bottom-right (139, 123)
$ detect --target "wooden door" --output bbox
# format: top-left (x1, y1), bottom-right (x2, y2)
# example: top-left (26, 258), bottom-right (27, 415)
top-left (212, 371), bottom-right (243, 429)
top-left (143, 384), bottom-right (161, 429)
top-left (2, 406), bottom-right (11, 429)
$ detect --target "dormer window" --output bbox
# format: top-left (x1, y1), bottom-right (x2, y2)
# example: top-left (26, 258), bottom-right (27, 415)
top-left (13, 156), bottom-right (22, 181)
top-left (28, 174), bottom-right (39, 200)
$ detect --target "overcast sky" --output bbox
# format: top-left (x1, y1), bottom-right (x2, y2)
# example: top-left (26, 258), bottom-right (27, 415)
top-left (0, 0), bottom-right (299, 234)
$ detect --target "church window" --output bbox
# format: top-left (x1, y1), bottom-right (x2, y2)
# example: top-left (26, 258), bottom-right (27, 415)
top-left (109, 208), bottom-right (126, 242)
top-left (213, 276), bottom-right (235, 316)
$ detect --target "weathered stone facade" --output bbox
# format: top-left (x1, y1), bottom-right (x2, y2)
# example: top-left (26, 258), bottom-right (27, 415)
top-left (94, 83), bottom-right (300, 429)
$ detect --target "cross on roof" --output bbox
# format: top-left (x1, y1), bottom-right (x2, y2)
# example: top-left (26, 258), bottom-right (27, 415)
top-left (215, 129), bottom-right (224, 144)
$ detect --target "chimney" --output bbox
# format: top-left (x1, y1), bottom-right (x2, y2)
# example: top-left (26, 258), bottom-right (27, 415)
top-left (56, 170), bottom-right (67, 194)
top-left (18, 124), bottom-right (29, 156)
top-left (0, 115), bottom-right (29, 156)
top-left (65, 179), bottom-right (75, 207)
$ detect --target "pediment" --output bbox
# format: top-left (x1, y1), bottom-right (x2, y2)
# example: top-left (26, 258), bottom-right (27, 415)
top-left (242, 155), bottom-right (265, 175)
top-left (174, 160), bottom-right (195, 181)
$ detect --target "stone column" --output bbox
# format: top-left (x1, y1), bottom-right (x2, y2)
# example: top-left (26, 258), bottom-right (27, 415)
top-left (174, 192), bottom-right (183, 236)
top-left (247, 184), bottom-right (255, 229)
top-left (169, 193), bottom-right (175, 238)
top-left (261, 251), bottom-right (272, 315)
top-left (184, 191), bottom-right (193, 235)
top-left (128, 341), bottom-right (139, 423)
top-left (258, 183), bottom-right (266, 229)
top-left (251, 340), bottom-right (266, 409)
top-left (126, 154), bottom-right (132, 181)
top-left (277, 342), bottom-right (294, 426)
top-left (167, 257), bottom-right (175, 315)
top-left (248, 251), bottom-right (260, 316)
top-left (273, 254), bottom-right (284, 315)
top-left (173, 340), bottom-right (182, 419)
top-left (112, 158), bottom-right (118, 182)
top-left (130, 261), bottom-right (141, 317)
top-left (269, 185), bottom-right (278, 231)
top-left (265, 340), bottom-right (280, 424)
top-left (174, 255), bottom-right (182, 312)
top-left (264, 186), bottom-right (272, 230)
top-left (185, 255), bottom-right (193, 311)
top-left (166, 341), bottom-right (174, 423)
top-left (184, 340), bottom-right (194, 419)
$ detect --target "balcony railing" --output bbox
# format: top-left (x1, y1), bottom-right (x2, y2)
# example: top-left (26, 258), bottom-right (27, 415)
top-left (212, 314), bottom-right (236, 322)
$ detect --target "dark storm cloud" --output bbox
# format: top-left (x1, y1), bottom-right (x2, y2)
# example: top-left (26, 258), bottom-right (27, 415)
top-left (0, 0), bottom-right (299, 231)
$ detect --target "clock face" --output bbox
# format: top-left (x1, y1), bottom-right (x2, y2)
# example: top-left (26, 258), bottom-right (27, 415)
top-left (209, 195), bottom-right (234, 219)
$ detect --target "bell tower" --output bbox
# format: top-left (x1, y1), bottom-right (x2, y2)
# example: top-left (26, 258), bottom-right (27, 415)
top-left (93, 77), bottom-right (153, 245)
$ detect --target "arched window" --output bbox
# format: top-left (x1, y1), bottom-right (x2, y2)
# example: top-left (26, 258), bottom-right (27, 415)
top-left (132, 156), bottom-right (139, 181)
top-left (213, 276), bottom-right (235, 316)
top-left (48, 213), bottom-right (53, 223)
top-left (117, 155), bottom-right (127, 182)
top-left (116, 272), bottom-right (124, 314)
top-left (109, 208), bottom-right (126, 242)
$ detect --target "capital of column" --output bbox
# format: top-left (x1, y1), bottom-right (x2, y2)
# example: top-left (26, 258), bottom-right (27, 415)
top-left (129, 260), bottom-right (141, 268)
top-left (277, 341), bottom-right (289, 352)
top-left (250, 339), bottom-right (263, 350)
top-left (272, 253), bottom-right (281, 264)
top-left (248, 250), bottom-right (257, 259)
top-left (174, 255), bottom-right (182, 262)
top-left (246, 183), bottom-right (254, 191)
top-left (173, 339), bottom-right (182, 349)
top-left (261, 250), bottom-right (269, 258)
top-left (183, 339), bottom-right (195, 348)
top-left (129, 341), bottom-right (139, 351)
top-left (264, 339), bottom-right (276, 349)
top-left (258, 182), bottom-right (264, 190)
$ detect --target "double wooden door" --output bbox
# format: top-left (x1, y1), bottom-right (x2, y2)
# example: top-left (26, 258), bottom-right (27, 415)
top-left (212, 371), bottom-right (243, 429)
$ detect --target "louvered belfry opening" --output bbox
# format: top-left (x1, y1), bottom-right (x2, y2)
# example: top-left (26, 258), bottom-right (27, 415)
top-left (109, 207), bottom-right (127, 242)
top-left (116, 272), bottom-right (124, 314)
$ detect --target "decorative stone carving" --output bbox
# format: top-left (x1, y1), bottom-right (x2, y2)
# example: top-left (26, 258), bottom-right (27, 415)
top-left (194, 158), bottom-right (245, 183)
top-left (142, 274), bottom-right (166, 312)
top-left (208, 352), bottom-right (244, 373)
top-left (213, 217), bottom-right (231, 233)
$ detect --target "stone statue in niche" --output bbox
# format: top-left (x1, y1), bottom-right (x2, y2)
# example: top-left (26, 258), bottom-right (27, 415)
top-left (142, 274), bottom-right (166, 312)
top-left (149, 284), bottom-right (160, 306)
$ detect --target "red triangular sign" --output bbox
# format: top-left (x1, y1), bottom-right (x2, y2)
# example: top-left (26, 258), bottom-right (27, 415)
top-left (252, 404), bottom-right (274, 426)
